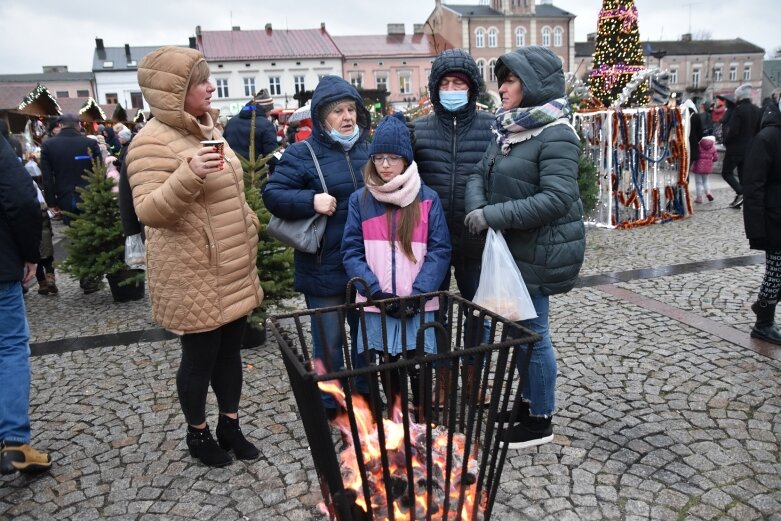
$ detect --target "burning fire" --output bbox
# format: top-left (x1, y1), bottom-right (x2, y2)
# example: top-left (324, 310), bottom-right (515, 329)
top-left (315, 362), bottom-right (484, 520)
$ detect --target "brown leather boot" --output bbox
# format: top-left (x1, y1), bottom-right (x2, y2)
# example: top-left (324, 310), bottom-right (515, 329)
top-left (45, 273), bottom-right (58, 295)
top-left (1, 443), bottom-right (52, 474)
top-left (36, 278), bottom-right (49, 295)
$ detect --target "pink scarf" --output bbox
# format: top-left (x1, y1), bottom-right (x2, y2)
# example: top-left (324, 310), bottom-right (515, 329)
top-left (366, 161), bottom-right (421, 208)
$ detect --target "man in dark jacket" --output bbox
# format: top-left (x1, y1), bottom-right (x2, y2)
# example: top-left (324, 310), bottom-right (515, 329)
top-left (722, 84), bottom-right (762, 208)
top-left (39, 113), bottom-right (101, 222)
top-left (412, 49), bottom-right (494, 301)
top-left (742, 99), bottom-right (781, 345)
top-left (0, 134), bottom-right (52, 475)
top-left (223, 89), bottom-right (279, 173)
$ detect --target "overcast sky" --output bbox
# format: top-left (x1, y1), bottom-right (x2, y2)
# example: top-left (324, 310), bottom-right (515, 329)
top-left (0, 0), bottom-right (776, 74)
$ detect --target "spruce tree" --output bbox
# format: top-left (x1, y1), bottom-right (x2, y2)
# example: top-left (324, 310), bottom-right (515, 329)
top-left (588, 0), bottom-right (648, 107)
top-left (236, 108), bottom-right (295, 324)
top-left (60, 157), bottom-right (126, 288)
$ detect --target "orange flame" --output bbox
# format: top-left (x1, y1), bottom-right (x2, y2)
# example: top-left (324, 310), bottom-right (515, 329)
top-left (315, 367), bottom-right (483, 520)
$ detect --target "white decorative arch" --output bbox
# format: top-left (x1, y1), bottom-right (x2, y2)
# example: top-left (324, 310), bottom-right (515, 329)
top-left (515, 27), bottom-right (526, 47)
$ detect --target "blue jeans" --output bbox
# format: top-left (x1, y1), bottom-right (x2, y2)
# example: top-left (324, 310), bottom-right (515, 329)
top-left (514, 293), bottom-right (557, 417)
top-left (0, 281), bottom-right (32, 444)
top-left (304, 293), bottom-right (368, 409)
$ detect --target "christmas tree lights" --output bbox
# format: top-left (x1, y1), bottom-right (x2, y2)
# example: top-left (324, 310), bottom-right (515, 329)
top-left (589, 0), bottom-right (648, 107)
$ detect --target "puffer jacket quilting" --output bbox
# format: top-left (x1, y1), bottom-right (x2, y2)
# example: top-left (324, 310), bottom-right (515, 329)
top-left (262, 75), bottom-right (371, 297)
top-left (127, 46), bottom-right (262, 332)
top-left (413, 49), bottom-right (494, 250)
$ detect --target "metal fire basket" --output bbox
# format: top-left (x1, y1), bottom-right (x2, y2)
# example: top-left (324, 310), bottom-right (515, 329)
top-left (269, 281), bottom-right (540, 521)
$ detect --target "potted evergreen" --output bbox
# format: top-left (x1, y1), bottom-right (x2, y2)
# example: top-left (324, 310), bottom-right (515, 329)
top-left (60, 157), bottom-right (145, 302)
top-left (237, 109), bottom-right (295, 348)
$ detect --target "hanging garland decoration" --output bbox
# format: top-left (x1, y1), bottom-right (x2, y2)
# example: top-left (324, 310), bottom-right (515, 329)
top-left (79, 98), bottom-right (107, 121)
top-left (574, 104), bottom-right (693, 229)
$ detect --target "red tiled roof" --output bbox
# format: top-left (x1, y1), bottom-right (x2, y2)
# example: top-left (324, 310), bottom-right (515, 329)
top-left (199, 28), bottom-right (341, 60)
top-left (333, 34), bottom-right (440, 58)
top-left (0, 83), bottom-right (38, 110)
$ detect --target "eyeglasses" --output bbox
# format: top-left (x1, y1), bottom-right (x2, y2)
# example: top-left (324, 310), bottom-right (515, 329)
top-left (371, 155), bottom-right (403, 165)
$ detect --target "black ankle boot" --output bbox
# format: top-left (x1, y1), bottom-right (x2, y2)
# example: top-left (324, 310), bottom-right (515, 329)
top-left (751, 300), bottom-right (781, 345)
top-left (186, 425), bottom-right (232, 467)
top-left (216, 415), bottom-right (259, 460)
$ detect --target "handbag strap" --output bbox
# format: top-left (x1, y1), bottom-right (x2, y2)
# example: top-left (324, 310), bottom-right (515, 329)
top-left (302, 140), bottom-right (328, 194)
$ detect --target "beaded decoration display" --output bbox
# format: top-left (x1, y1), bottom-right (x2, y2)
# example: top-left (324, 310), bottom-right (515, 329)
top-left (574, 105), bottom-right (693, 229)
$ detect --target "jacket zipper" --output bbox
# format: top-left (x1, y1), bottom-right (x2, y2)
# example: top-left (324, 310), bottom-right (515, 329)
top-left (390, 208), bottom-right (397, 295)
top-left (345, 151), bottom-right (358, 190)
top-left (448, 116), bottom-right (458, 224)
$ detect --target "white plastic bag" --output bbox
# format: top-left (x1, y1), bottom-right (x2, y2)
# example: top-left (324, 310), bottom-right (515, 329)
top-left (124, 233), bottom-right (146, 270)
top-left (472, 229), bottom-right (537, 321)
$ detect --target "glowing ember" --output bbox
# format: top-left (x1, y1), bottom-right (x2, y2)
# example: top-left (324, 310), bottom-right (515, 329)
top-left (314, 361), bottom-right (484, 521)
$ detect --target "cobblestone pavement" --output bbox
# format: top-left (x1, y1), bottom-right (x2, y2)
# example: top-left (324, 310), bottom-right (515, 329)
top-left (2, 180), bottom-right (780, 520)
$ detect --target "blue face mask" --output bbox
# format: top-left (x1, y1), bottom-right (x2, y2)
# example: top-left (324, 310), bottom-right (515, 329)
top-left (439, 90), bottom-right (469, 112)
top-left (329, 126), bottom-right (360, 149)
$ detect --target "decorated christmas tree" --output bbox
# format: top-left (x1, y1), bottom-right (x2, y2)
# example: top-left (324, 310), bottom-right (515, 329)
top-left (588, 0), bottom-right (647, 107)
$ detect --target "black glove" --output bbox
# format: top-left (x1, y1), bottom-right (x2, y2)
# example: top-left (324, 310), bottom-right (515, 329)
top-left (372, 292), bottom-right (400, 317)
top-left (402, 299), bottom-right (421, 318)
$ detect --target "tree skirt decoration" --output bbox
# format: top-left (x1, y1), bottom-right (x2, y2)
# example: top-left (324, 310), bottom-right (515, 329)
top-left (574, 105), bottom-right (693, 229)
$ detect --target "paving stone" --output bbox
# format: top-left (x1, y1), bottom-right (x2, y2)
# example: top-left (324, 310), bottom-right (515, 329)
top-left (4, 202), bottom-right (780, 520)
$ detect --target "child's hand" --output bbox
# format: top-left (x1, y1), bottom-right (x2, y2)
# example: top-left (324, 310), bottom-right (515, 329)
top-left (372, 291), bottom-right (400, 317)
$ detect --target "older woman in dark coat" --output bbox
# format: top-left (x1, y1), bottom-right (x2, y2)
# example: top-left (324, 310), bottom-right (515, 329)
top-left (742, 100), bottom-right (781, 345)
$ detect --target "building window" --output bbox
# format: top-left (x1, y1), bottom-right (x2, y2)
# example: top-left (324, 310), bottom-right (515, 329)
top-left (669, 68), bottom-right (678, 84)
top-left (541, 27), bottom-right (551, 47)
top-left (475, 28), bottom-right (485, 48)
top-left (294, 75), bottom-right (305, 94)
top-left (692, 67), bottom-right (701, 88)
top-left (375, 74), bottom-right (388, 92)
top-left (553, 27), bottom-right (563, 47)
top-left (243, 77), bottom-right (255, 97)
top-left (76, 89), bottom-right (89, 97)
top-left (399, 72), bottom-right (412, 95)
top-left (515, 27), bottom-right (526, 47)
top-left (350, 73), bottom-right (363, 89)
top-left (216, 79), bottom-right (229, 98)
top-left (268, 76), bottom-right (281, 96)
top-left (488, 28), bottom-right (498, 48)
top-left (729, 65), bottom-right (737, 81)
top-left (56, 91), bottom-right (69, 98)
top-left (476, 59), bottom-right (486, 80)
top-left (713, 65), bottom-right (723, 82)
top-left (105, 93), bottom-right (118, 104)
top-left (488, 59), bottom-right (497, 82)
top-left (743, 65), bottom-right (751, 81)
top-left (130, 92), bottom-right (144, 109)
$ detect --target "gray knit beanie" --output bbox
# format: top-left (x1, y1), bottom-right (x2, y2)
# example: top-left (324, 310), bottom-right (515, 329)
top-left (734, 83), bottom-right (752, 101)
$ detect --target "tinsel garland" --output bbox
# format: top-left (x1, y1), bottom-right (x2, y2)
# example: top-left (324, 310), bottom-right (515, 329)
top-left (575, 105), bottom-right (693, 229)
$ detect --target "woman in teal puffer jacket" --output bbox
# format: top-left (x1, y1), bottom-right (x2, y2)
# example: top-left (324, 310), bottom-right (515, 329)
top-left (464, 46), bottom-right (585, 450)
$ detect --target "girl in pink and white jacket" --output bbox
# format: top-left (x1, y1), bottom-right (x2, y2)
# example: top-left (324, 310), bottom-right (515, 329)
top-left (691, 135), bottom-right (719, 203)
top-left (341, 115), bottom-right (451, 363)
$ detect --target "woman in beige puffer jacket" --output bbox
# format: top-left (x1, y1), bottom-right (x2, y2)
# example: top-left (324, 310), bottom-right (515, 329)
top-left (126, 46), bottom-right (262, 467)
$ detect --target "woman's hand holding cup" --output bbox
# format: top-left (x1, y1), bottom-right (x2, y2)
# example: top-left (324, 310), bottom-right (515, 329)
top-left (191, 140), bottom-right (225, 178)
top-left (314, 193), bottom-right (337, 216)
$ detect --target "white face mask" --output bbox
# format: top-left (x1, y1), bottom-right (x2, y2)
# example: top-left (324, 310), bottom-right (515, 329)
top-left (329, 126), bottom-right (360, 149)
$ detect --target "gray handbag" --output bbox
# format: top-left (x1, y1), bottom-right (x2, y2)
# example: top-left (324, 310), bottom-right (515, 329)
top-left (266, 141), bottom-right (328, 254)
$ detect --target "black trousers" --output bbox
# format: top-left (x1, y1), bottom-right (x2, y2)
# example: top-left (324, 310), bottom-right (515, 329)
top-left (177, 317), bottom-right (246, 426)
top-left (721, 154), bottom-right (744, 196)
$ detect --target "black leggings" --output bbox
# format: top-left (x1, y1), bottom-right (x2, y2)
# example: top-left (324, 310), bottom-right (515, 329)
top-left (177, 317), bottom-right (246, 426)
top-left (759, 251), bottom-right (781, 304)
